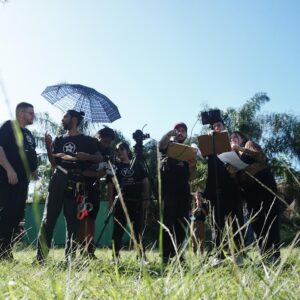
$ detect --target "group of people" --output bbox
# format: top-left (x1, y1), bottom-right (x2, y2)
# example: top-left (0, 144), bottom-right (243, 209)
top-left (0, 102), bottom-right (280, 265)
top-left (159, 120), bottom-right (280, 265)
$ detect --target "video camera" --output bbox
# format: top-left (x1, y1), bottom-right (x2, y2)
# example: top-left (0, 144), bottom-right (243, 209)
top-left (201, 109), bottom-right (222, 125)
top-left (132, 130), bottom-right (150, 144)
top-left (132, 129), bottom-right (150, 158)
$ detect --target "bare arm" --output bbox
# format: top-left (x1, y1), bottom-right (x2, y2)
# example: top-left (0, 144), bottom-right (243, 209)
top-left (233, 141), bottom-right (266, 163)
top-left (76, 152), bottom-right (102, 163)
top-left (45, 132), bottom-right (56, 168)
top-left (0, 146), bottom-right (18, 184)
top-left (158, 129), bottom-right (177, 150)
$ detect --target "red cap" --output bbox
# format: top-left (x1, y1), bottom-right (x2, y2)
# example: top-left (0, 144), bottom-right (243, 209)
top-left (174, 122), bottom-right (187, 131)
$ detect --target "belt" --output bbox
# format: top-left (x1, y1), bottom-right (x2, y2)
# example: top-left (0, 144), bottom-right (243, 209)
top-left (56, 166), bottom-right (83, 176)
top-left (56, 165), bottom-right (87, 182)
top-left (56, 165), bottom-right (68, 175)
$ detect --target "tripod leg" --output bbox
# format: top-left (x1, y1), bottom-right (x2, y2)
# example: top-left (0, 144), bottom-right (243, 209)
top-left (95, 196), bottom-right (119, 246)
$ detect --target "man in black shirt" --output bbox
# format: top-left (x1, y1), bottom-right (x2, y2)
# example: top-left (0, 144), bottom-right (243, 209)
top-left (159, 122), bottom-right (196, 264)
top-left (36, 110), bottom-right (101, 263)
top-left (107, 142), bottom-right (150, 260)
top-left (0, 102), bottom-right (37, 260)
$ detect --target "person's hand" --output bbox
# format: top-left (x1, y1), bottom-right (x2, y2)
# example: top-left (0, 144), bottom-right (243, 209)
top-left (76, 152), bottom-right (91, 161)
top-left (231, 143), bottom-right (241, 152)
top-left (7, 166), bottom-right (18, 184)
top-left (188, 158), bottom-right (197, 168)
top-left (167, 129), bottom-right (177, 137)
top-left (194, 192), bottom-right (202, 208)
top-left (143, 200), bottom-right (151, 209)
top-left (226, 164), bottom-right (238, 176)
top-left (45, 132), bottom-right (53, 148)
top-left (31, 170), bottom-right (39, 180)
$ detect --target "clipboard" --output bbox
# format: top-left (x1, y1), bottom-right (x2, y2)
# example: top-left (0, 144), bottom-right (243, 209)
top-left (197, 131), bottom-right (231, 156)
top-left (167, 142), bottom-right (197, 161)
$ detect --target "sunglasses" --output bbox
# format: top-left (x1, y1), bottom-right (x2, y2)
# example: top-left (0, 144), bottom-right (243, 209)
top-left (116, 147), bottom-right (126, 152)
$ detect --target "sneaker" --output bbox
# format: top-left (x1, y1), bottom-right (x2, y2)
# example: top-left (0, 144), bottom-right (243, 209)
top-left (140, 258), bottom-right (150, 266)
top-left (32, 258), bottom-right (45, 266)
top-left (265, 255), bottom-right (280, 266)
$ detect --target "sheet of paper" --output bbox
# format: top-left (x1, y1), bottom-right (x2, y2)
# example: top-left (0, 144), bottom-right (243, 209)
top-left (217, 151), bottom-right (249, 170)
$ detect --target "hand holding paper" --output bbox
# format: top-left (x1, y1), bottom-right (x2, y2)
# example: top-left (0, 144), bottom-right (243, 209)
top-left (217, 151), bottom-right (248, 170)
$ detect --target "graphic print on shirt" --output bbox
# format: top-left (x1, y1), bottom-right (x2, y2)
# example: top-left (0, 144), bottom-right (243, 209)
top-left (63, 142), bottom-right (76, 154)
top-left (121, 167), bottom-right (135, 177)
top-left (24, 132), bottom-right (34, 146)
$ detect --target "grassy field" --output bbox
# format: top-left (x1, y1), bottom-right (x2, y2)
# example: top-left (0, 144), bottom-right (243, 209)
top-left (0, 245), bottom-right (300, 300)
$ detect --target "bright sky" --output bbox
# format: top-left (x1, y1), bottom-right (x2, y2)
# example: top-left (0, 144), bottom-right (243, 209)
top-left (1, 0), bottom-right (299, 143)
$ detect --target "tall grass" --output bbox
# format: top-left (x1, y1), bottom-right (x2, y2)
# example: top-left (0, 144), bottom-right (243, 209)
top-left (0, 244), bottom-right (299, 299)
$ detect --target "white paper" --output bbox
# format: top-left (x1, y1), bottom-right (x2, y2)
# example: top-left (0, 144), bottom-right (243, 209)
top-left (217, 151), bottom-right (249, 170)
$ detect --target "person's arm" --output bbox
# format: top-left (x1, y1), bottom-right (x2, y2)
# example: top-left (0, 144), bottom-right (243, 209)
top-left (0, 146), bottom-right (18, 184)
top-left (45, 132), bottom-right (56, 168)
top-left (226, 164), bottom-right (239, 178)
top-left (233, 142), bottom-right (266, 163)
top-left (159, 129), bottom-right (177, 150)
top-left (76, 151), bottom-right (102, 163)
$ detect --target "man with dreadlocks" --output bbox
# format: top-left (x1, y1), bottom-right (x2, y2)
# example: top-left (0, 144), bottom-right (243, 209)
top-left (36, 110), bottom-right (101, 263)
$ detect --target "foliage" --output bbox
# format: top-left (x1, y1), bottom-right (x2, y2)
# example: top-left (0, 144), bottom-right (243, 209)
top-left (222, 92), bottom-right (270, 141)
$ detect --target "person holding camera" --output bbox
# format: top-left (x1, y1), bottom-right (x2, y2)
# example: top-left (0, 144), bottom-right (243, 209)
top-left (0, 102), bottom-right (38, 261)
top-left (78, 126), bottom-right (116, 258)
top-left (107, 142), bottom-right (150, 261)
top-left (159, 122), bottom-right (197, 264)
top-left (36, 110), bottom-right (101, 263)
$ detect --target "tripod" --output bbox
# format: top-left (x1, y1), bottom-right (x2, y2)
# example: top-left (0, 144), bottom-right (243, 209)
top-left (95, 192), bottom-right (118, 246)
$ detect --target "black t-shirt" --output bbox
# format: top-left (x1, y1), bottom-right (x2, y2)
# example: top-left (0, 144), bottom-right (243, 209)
top-left (0, 120), bottom-right (37, 182)
top-left (160, 143), bottom-right (190, 189)
top-left (107, 161), bottom-right (147, 200)
top-left (52, 134), bottom-right (98, 171)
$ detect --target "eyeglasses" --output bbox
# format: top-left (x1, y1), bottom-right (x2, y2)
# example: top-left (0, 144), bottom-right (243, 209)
top-left (22, 110), bottom-right (35, 116)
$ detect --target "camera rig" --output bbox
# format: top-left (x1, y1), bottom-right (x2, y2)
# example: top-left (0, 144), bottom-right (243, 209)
top-left (201, 109), bottom-right (222, 126)
top-left (132, 129), bottom-right (150, 159)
